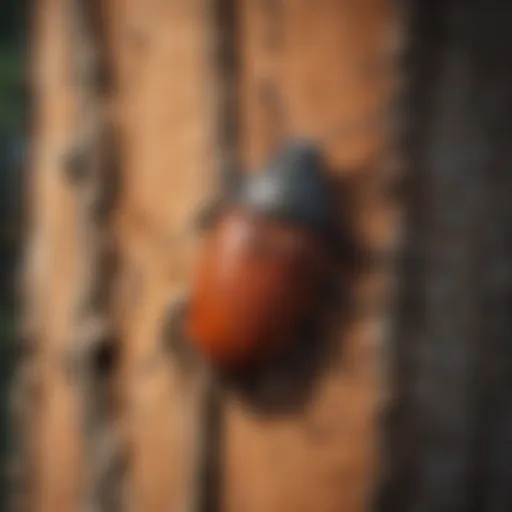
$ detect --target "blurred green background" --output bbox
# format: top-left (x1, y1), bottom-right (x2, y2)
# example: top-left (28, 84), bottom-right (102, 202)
top-left (0, 0), bottom-right (27, 505)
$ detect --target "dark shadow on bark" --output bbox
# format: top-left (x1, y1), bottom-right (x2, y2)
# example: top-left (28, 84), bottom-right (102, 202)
top-left (377, 1), bottom-right (512, 511)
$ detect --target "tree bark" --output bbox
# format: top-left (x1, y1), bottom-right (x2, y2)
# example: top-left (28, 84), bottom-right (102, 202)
top-left (18, 1), bottom-right (398, 511)
top-left (378, 1), bottom-right (512, 511)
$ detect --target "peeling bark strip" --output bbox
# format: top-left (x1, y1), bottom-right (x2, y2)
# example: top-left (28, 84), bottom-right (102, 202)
top-left (66, 1), bottom-right (123, 510)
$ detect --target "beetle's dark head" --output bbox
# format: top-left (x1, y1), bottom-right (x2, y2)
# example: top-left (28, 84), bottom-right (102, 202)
top-left (234, 139), bottom-right (336, 235)
top-left (197, 138), bottom-right (357, 263)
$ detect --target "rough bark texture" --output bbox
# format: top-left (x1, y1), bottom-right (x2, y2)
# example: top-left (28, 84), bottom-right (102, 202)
top-left (223, 2), bottom-right (398, 512)
top-left (65, 0), bottom-right (124, 510)
top-left (378, 1), bottom-right (512, 511)
top-left (19, 0), bottom-right (398, 511)
top-left (11, 1), bottom-right (81, 511)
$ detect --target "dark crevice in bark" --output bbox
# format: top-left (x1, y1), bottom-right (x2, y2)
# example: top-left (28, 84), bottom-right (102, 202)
top-left (195, 378), bottom-right (224, 512)
top-left (66, 1), bottom-right (125, 510)
top-left (210, 0), bottom-right (241, 195)
top-left (189, 1), bottom-right (240, 511)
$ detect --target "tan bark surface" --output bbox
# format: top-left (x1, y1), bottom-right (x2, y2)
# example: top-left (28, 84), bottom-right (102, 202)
top-left (29, 1), bottom-right (81, 510)
top-left (28, 0), bottom-right (398, 510)
top-left (225, 2), bottom-right (397, 511)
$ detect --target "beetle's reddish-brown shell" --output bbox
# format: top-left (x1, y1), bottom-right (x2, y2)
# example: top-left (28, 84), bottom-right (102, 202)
top-left (186, 208), bottom-right (330, 369)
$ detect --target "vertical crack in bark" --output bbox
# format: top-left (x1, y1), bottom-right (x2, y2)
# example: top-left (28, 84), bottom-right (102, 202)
top-left (208, 0), bottom-right (241, 194)
top-left (66, 1), bottom-right (124, 510)
top-left (186, 369), bottom-right (223, 512)
top-left (182, 1), bottom-right (240, 511)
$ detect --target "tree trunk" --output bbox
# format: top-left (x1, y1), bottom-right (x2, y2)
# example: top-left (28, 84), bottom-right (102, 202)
top-left (15, 0), bottom-right (398, 511)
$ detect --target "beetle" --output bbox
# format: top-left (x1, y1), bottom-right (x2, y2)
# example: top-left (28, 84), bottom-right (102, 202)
top-left (184, 140), bottom-right (347, 371)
